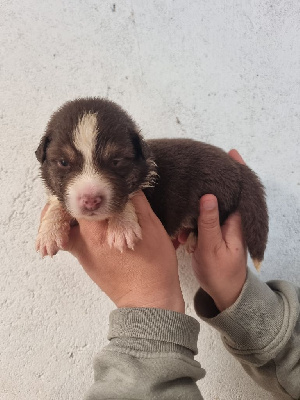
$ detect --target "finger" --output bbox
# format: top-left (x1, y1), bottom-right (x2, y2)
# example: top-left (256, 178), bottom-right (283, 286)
top-left (131, 191), bottom-right (158, 227)
top-left (197, 194), bottom-right (223, 250)
top-left (63, 224), bottom-right (80, 252)
top-left (131, 191), bottom-right (152, 213)
top-left (228, 149), bottom-right (246, 165)
top-left (221, 212), bottom-right (244, 244)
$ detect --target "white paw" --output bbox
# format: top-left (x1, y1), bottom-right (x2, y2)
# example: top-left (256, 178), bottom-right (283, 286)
top-left (36, 196), bottom-right (72, 258)
top-left (107, 220), bottom-right (142, 252)
top-left (36, 219), bottom-right (70, 257)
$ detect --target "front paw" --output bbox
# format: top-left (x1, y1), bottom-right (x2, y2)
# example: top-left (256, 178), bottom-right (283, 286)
top-left (107, 220), bottom-right (142, 252)
top-left (36, 220), bottom-right (70, 258)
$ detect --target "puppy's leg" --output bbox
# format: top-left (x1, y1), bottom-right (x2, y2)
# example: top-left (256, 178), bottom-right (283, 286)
top-left (107, 200), bottom-right (142, 252)
top-left (184, 231), bottom-right (198, 254)
top-left (36, 195), bottom-right (73, 257)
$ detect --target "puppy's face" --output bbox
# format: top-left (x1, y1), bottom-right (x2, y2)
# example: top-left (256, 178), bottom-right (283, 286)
top-left (36, 98), bottom-right (154, 220)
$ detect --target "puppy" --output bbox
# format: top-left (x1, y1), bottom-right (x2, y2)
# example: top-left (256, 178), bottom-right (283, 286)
top-left (36, 98), bottom-right (268, 270)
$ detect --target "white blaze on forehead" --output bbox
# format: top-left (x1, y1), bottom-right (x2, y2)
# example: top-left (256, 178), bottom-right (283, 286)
top-left (68, 112), bottom-right (114, 219)
top-left (73, 112), bottom-right (98, 174)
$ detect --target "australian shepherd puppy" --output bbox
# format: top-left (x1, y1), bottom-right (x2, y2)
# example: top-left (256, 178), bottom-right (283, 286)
top-left (36, 98), bottom-right (268, 270)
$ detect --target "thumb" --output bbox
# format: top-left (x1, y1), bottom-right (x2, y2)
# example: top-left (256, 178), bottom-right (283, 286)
top-left (131, 191), bottom-right (151, 213)
top-left (221, 211), bottom-right (245, 246)
top-left (197, 195), bottom-right (223, 250)
top-left (131, 191), bottom-right (157, 227)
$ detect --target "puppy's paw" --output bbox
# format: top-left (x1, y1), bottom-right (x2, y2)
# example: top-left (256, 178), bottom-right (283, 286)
top-left (184, 231), bottom-right (197, 254)
top-left (36, 219), bottom-right (70, 257)
top-left (107, 220), bottom-right (142, 252)
top-left (107, 200), bottom-right (142, 252)
top-left (36, 196), bottom-right (72, 258)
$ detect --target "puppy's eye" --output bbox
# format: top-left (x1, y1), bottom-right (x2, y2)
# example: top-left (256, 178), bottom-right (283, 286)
top-left (58, 159), bottom-right (69, 168)
top-left (112, 159), bottom-right (122, 167)
top-left (110, 157), bottom-right (132, 171)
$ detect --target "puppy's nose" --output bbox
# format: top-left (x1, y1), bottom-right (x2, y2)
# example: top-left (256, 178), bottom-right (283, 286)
top-left (81, 195), bottom-right (102, 211)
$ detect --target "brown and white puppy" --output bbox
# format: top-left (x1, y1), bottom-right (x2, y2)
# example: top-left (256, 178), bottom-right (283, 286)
top-left (36, 98), bottom-right (268, 270)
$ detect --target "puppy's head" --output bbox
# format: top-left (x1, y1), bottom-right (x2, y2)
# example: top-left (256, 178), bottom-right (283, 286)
top-left (36, 98), bottom-right (156, 220)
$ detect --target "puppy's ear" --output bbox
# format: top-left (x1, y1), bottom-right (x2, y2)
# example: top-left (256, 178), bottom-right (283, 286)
top-left (35, 133), bottom-right (51, 163)
top-left (127, 130), bottom-right (156, 192)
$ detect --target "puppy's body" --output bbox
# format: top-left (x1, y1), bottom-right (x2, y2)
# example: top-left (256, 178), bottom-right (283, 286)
top-left (146, 139), bottom-right (241, 234)
top-left (145, 139), bottom-right (268, 267)
top-left (36, 98), bottom-right (268, 268)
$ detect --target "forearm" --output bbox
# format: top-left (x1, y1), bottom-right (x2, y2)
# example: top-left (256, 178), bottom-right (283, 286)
top-left (84, 308), bottom-right (205, 400)
top-left (194, 268), bottom-right (300, 399)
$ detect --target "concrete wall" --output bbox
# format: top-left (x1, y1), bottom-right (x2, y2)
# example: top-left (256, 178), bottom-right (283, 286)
top-left (1, 1), bottom-right (299, 399)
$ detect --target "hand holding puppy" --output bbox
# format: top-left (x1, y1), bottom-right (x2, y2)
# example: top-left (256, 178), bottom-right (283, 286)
top-left (65, 191), bottom-right (185, 314)
top-left (191, 150), bottom-right (248, 311)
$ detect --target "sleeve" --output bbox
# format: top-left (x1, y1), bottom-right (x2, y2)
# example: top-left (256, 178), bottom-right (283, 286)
top-left (194, 268), bottom-right (300, 400)
top-left (84, 307), bottom-right (205, 400)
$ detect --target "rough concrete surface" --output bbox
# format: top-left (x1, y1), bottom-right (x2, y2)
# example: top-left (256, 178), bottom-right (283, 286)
top-left (0, 1), bottom-right (299, 399)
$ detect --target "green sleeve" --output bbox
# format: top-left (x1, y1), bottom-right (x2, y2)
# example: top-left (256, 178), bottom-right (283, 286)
top-left (84, 308), bottom-right (205, 400)
top-left (194, 268), bottom-right (300, 400)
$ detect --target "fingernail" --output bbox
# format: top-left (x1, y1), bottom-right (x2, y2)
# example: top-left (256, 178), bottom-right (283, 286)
top-left (202, 198), bottom-right (217, 210)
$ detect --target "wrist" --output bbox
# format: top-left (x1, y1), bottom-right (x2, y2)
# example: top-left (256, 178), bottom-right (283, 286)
top-left (213, 290), bottom-right (243, 312)
top-left (116, 291), bottom-right (185, 314)
top-left (209, 272), bottom-right (247, 312)
top-left (152, 295), bottom-right (185, 314)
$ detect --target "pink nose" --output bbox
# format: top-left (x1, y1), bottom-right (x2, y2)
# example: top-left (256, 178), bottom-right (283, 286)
top-left (80, 195), bottom-right (102, 211)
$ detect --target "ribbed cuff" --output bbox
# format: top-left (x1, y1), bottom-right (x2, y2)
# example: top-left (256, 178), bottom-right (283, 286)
top-left (194, 268), bottom-right (287, 352)
top-left (108, 308), bottom-right (200, 355)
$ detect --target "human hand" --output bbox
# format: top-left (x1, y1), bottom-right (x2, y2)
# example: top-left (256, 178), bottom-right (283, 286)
top-left (191, 149), bottom-right (248, 311)
top-left (61, 191), bottom-right (185, 313)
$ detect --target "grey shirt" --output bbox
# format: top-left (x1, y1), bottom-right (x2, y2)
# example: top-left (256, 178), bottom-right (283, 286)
top-left (84, 268), bottom-right (300, 399)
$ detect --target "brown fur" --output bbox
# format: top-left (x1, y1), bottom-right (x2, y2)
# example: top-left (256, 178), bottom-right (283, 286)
top-left (145, 139), bottom-right (268, 262)
top-left (36, 98), bottom-right (268, 263)
top-left (36, 99), bottom-right (153, 210)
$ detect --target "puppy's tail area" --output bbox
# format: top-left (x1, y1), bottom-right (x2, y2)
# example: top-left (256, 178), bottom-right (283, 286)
top-left (237, 164), bottom-right (269, 271)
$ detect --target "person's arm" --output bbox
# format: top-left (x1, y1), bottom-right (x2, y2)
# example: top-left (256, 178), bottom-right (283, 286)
top-left (84, 308), bottom-right (204, 400)
top-left (63, 192), bottom-right (205, 399)
top-left (191, 165), bottom-right (300, 400)
top-left (194, 268), bottom-right (300, 400)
